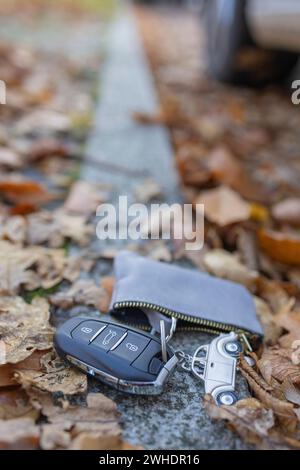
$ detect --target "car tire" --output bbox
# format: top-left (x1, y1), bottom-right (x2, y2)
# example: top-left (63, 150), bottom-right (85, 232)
top-left (204, 0), bottom-right (298, 85)
top-left (224, 340), bottom-right (243, 357)
top-left (216, 391), bottom-right (238, 406)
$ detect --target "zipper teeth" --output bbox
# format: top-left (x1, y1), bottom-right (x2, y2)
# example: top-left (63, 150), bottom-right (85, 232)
top-left (113, 300), bottom-right (253, 339)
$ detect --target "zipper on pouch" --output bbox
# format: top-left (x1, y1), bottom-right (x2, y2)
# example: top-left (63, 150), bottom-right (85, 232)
top-left (113, 300), bottom-right (257, 352)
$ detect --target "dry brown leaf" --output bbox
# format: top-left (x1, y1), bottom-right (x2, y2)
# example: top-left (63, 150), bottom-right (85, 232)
top-left (236, 228), bottom-right (259, 272)
top-left (203, 249), bottom-right (258, 289)
top-left (0, 364), bottom-right (16, 387)
top-left (258, 229), bottom-right (300, 266)
top-left (194, 186), bottom-right (251, 227)
top-left (40, 423), bottom-right (71, 450)
top-left (0, 147), bottom-right (22, 169)
top-left (0, 240), bottom-right (82, 294)
top-left (194, 116), bottom-right (224, 142)
top-left (28, 138), bottom-right (70, 162)
top-left (0, 296), bottom-right (53, 364)
top-left (240, 368), bottom-right (298, 433)
top-left (274, 301), bottom-right (300, 333)
top-left (133, 98), bottom-right (187, 128)
top-left (69, 433), bottom-right (125, 451)
top-left (30, 390), bottom-right (123, 450)
top-left (295, 408), bottom-right (300, 422)
top-left (283, 378), bottom-right (300, 406)
top-left (56, 210), bottom-right (94, 246)
top-left (272, 198), bottom-right (300, 226)
top-left (101, 276), bottom-right (115, 302)
top-left (64, 180), bottom-right (106, 217)
top-left (34, 247), bottom-right (69, 290)
top-left (0, 241), bottom-right (40, 293)
top-left (0, 388), bottom-right (38, 420)
top-left (207, 146), bottom-right (262, 201)
top-left (0, 350), bottom-right (50, 388)
top-left (63, 254), bottom-right (94, 283)
top-left (0, 178), bottom-right (51, 205)
top-left (254, 296), bottom-right (282, 345)
top-left (239, 355), bottom-right (298, 432)
top-left (291, 340), bottom-right (300, 365)
top-left (176, 143), bottom-right (212, 187)
top-left (0, 215), bottom-right (26, 244)
top-left (257, 348), bottom-right (300, 386)
top-left (256, 277), bottom-right (291, 314)
top-left (26, 211), bottom-right (64, 247)
top-left (274, 302), bottom-right (300, 348)
top-left (15, 350), bottom-right (87, 395)
top-left (133, 110), bottom-right (164, 125)
top-left (9, 202), bottom-right (38, 216)
top-left (288, 269), bottom-right (300, 291)
top-left (239, 354), bottom-right (273, 392)
top-left (32, 390), bottom-right (119, 426)
top-left (15, 109), bottom-right (71, 135)
top-left (0, 417), bottom-right (39, 450)
top-left (26, 209), bottom-right (93, 247)
top-left (50, 279), bottom-right (110, 313)
top-left (204, 395), bottom-right (298, 450)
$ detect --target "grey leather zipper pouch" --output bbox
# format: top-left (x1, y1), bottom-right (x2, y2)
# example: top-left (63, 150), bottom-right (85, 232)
top-left (110, 251), bottom-right (263, 340)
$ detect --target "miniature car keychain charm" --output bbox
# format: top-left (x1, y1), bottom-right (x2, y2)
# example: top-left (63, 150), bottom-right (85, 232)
top-left (175, 332), bottom-right (243, 406)
top-left (190, 332), bottom-right (242, 406)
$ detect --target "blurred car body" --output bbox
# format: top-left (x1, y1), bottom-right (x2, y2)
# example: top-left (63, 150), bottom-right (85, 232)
top-left (203, 0), bottom-right (300, 84)
top-left (248, 0), bottom-right (300, 52)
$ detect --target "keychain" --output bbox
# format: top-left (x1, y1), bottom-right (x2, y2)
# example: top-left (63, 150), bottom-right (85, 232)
top-left (176, 332), bottom-right (242, 406)
top-left (160, 318), bottom-right (244, 406)
top-left (54, 315), bottom-right (251, 405)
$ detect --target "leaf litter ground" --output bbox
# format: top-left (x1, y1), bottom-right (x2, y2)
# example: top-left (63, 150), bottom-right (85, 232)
top-left (0, 2), bottom-right (300, 450)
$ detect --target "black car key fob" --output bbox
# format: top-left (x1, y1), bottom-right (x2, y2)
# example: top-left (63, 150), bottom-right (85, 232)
top-left (54, 317), bottom-right (179, 395)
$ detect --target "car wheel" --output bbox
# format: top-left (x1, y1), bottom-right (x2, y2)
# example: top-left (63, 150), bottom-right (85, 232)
top-left (204, 0), bottom-right (298, 85)
top-left (224, 340), bottom-right (243, 357)
top-left (216, 391), bottom-right (238, 406)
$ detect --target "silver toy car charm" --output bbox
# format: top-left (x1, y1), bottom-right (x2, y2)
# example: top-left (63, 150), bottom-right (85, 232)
top-left (191, 332), bottom-right (243, 406)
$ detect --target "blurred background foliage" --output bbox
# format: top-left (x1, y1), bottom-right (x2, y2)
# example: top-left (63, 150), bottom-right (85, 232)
top-left (0, 0), bottom-right (119, 17)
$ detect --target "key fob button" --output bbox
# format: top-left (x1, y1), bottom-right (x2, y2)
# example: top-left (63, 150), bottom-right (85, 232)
top-left (92, 325), bottom-right (126, 351)
top-left (109, 331), bottom-right (150, 363)
top-left (149, 357), bottom-right (163, 375)
top-left (71, 321), bottom-right (106, 344)
top-left (132, 339), bottom-right (162, 373)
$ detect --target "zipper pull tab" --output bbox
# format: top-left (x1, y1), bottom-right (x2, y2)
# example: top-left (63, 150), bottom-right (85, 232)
top-left (239, 333), bottom-right (253, 353)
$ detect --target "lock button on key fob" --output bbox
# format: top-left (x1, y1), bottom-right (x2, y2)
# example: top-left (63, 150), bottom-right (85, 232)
top-left (54, 317), bottom-right (178, 395)
top-left (71, 320), bottom-right (106, 344)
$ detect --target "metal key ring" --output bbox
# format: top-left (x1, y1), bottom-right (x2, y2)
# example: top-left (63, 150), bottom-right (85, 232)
top-left (165, 317), bottom-right (177, 344)
top-left (160, 320), bottom-right (168, 363)
top-left (191, 345), bottom-right (208, 381)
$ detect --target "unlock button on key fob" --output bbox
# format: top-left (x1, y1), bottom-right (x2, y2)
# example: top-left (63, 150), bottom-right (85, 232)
top-left (109, 331), bottom-right (150, 362)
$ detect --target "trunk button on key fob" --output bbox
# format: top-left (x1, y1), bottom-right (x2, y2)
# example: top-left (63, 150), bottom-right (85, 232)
top-left (109, 331), bottom-right (150, 362)
top-left (71, 321), bottom-right (106, 344)
top-left (92, 325), bottom-right (126, 351)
